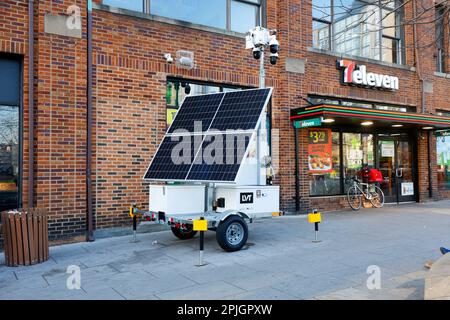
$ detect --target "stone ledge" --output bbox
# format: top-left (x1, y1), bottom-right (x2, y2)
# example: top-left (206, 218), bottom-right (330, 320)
top-left (424, 253), bottom-right (450, 300)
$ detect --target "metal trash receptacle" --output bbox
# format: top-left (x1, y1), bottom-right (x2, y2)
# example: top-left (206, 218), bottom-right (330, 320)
top-left (1, 208), bottom-right (49, 267)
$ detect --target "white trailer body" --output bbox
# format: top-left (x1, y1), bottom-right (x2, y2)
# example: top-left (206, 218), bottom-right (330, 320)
top-left (214, 185), bottom-right (279, 218)
top-left (149, 185), bottom-right (205, 215)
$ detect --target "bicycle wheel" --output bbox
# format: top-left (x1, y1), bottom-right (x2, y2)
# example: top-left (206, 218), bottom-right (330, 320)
top-left (369, 186), bottom-right (385, 208)
top-left (347, 185), bottom-right (362, 210)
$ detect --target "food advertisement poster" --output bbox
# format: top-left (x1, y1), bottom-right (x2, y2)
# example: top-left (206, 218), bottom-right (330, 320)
top-left (308, 128), bottom-right (333, 173)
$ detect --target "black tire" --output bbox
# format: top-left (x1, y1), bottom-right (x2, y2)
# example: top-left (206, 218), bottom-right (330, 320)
top-left (347, 185), bottom-right (362, 210)
top-left (216, 215), bottom-right (248, 252)
top-left (171, 225), bottom-right (197, 240)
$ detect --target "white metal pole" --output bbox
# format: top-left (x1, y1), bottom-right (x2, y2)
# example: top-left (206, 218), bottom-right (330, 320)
top-left (259, 49), bottom-right (265, 89)
top-left (258, 44), bottom-right (265, 185)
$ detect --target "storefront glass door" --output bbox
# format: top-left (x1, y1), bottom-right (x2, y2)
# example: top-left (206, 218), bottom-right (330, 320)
top-left (377, 135), bottom-right (415, 203)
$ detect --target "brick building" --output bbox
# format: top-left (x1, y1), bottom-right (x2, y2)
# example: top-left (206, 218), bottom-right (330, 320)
top-left (0, 0), bottom-right (449, 244)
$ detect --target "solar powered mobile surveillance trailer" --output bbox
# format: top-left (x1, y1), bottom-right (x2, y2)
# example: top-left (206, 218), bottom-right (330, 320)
top-left (131, 88), bottom-right (280, 252)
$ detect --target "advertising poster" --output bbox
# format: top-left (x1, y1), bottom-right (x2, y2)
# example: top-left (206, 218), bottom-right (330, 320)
top-left (381, 141), bottom-right (395, 157)
top-left (308, 128), bottom-right (333, 173)
top-left (401, 182), bottom-right (414, 196)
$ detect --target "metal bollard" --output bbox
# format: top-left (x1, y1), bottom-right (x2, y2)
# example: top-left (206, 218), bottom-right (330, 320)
top-left (130, 207), bottom-right (140, 243)
top-left (195, 217), bottom-right (207, 267)
top-left (313, 221), bottom-right (320, 242)
top-left (307, 209), bottom-right (322, 243)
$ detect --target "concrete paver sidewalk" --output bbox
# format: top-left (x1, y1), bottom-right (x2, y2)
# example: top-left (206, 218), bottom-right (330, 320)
top-left (1, 201), bottom-right (450, 300)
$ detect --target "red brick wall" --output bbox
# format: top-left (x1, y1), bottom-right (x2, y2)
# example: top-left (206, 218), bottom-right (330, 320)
top-left (1, 0), bottom-right (449, 244)
top-left (33, 0), bottom-right (89, 240)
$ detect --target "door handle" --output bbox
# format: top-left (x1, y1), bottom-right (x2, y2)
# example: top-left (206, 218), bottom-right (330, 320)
top-left (396, 168), bottom-right (403, 178)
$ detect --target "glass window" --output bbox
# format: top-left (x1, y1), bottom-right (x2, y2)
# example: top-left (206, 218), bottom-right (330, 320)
top-left (435, 5), bottom-right (446, 72)
top-left (437, 110), bottom-right (450, 117)
top-left (307, 130), bottom-right (376, 196)
top-left (148, 0), bottom-right (261, 33)
top-left (313, 20), bottom-right (331, 50)
top-left (342, 100), bottom-right (373, 109)
top-left (231, 0), bottom-right (258, 33)
top-left (309, 131), bottom-right (341, 196)
top-left (103, 0), bottom-right (144, 12)
top-left (437, 134), bottom-right (450, 190)
top-left (313, 0), bottom-right (331, 21)
top-left (308, 96), bottom-right (341, 105)
top-left (342, 133), bottom-right (374, 192)
top-left (312, 0), bottom-right (404, 64)
top-left (382, 36), bottom-right (398, 63)
top-left (376, 104), bottom-right (407, 112)
top-left (307, 96), bottom-right (413, 113)
top-left (151, 0), bottom-right (226, 30)
top-left (0, 105), bottom-right (19, 211)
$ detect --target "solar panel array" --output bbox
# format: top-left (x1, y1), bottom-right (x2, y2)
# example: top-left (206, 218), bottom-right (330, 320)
top-left (144, 88), bottom-right (272, 182)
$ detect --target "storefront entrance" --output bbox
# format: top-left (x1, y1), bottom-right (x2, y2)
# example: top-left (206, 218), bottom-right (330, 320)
top-left (377, 134), bottom-right (416, 203)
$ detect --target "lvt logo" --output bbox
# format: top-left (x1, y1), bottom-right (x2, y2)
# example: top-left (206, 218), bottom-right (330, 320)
top-left (240, 192), bottom-right (254, 204)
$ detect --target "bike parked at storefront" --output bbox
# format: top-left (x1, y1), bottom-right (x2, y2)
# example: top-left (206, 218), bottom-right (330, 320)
top-left (346, 176), bottom-right (385, 210)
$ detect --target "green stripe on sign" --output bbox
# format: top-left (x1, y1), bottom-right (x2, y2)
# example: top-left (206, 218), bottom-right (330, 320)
top-left (294, 117), bottom-right (322, 128)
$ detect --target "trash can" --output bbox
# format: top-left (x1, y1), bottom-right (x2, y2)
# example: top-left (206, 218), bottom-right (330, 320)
top-left (1, 208), bottom-right (49, 267)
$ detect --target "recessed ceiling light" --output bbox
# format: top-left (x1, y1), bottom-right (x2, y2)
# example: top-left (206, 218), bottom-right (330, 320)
top-left (322, 118), bottom-right (335, 123)
top-left (392, 124), bottom-right (403, 127)
top-left (361, 121), bottom-right (373, 126)
top-left (422, 126), bottom-right (434, 130)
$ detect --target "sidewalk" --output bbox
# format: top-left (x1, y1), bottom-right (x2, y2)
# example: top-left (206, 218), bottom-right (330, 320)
top-left (1, 201), bottom-right (450, 300)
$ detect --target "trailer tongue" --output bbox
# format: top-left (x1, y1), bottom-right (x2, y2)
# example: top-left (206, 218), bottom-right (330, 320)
top-left (134, 88), bottom-right (280, 252)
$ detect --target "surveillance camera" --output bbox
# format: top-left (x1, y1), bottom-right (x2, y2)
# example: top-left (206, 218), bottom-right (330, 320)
top-left (269, 36), bottom-right (279, 54)
top-left (253, 48), bottom-right (262, 60)
top-left (164, 53), bottom-right (173, 63)
top-left (184, 83), bottom-right (191, 95)
top-left (269, 52), bottom-right (279, 65)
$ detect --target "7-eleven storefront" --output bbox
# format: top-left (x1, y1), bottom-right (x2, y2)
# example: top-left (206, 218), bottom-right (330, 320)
top-left (290, 104), bottom-right (450, 211)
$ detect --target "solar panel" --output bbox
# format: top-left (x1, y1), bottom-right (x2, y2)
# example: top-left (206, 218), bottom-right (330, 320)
top-left (167, 93), bottom-right (224, 134)
top-left (209, 88), bottom-right (271, 131)
top-left (187, 133), bottom-right (253, 182)
top-left (144, 135), bottom-right (203, 180)
top-left (143, 88), bottom-right (272, 182)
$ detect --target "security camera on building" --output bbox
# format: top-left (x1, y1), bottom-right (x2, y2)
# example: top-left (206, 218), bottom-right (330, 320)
top-left (246, 26), bottom-right (279, 65)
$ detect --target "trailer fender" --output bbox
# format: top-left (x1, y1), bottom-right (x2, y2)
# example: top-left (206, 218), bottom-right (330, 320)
top-left (219, 210), bottom-right (252, 223)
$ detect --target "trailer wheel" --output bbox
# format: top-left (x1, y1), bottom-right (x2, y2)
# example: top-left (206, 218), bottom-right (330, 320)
top-left (216, 215), bottom-right (248, 252)
top-left (171, 226), bottom-right (197, 240)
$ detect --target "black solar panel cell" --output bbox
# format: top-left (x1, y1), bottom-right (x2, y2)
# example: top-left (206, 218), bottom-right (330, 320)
top-left (167, 93), bottom-right (225, 134)
top-left (144, 135), bottom-right (203, 180)
top-left (187, 133), bottom-right (253, 182)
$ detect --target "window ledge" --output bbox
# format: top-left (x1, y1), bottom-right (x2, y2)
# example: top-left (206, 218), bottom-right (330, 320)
top-left (434, 71), bottom-right (450, 79)
top-left (309, 195), bottom-right (346, 199)
top-left (93, 3), bottom-right (246, 39)
top-left (307, 47), bottom-right (416, 72)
